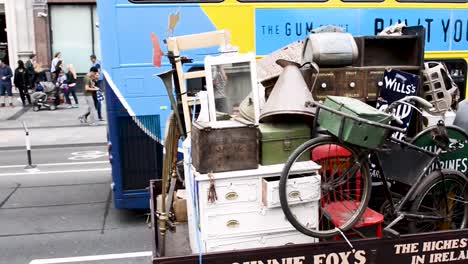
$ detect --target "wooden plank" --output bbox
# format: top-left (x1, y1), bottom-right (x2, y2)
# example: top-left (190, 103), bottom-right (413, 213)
top-left (184, 71), bottom-right (205, 80)
top-left (167, 30), bottom-right (230, 51)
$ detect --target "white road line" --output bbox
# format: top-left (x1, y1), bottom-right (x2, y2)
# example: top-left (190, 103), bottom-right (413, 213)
top-left (0, 168), bottom-right (111, 177)
top-left (29, 251), bottom-right (152, 264)
top-left (0, 161), bottom-right (108, 169)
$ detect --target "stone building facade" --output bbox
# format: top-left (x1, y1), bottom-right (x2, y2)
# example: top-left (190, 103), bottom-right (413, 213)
top-left (2, 0), bottom-right (98, 73)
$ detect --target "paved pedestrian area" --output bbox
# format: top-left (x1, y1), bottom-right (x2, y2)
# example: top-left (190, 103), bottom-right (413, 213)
top-left (0, 94), bottom-right (107, 149)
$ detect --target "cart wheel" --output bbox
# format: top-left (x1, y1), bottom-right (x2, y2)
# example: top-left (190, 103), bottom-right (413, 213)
top-left (33, 106), bottom-right (40, 112)
top-left (50, 105), bottom-right (57, 111)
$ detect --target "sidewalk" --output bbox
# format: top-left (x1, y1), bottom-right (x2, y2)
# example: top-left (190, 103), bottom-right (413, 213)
top-left (0, 94), bottom-right (107, 150)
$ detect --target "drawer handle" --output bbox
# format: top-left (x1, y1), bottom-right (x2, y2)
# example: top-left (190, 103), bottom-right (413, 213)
top-left (225, 192), bottom-right (239, 201)
top-left (226, 220), bottom-right (240, 228)
top-left (288, 191), bottom-right (301, 199)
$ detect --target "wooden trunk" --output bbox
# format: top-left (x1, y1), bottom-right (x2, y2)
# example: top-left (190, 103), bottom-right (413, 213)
top-left (191, 120), bottom-right (259, 174)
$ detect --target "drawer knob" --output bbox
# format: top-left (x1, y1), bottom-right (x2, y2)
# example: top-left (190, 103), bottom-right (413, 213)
top-left (378, 81), bottom-right (383, 87)
top-left (288, 191), bottom-right (301, 199)
top-left (226, 220), bottom-right (240, 228)
top-left (349, 82), bottom-right (356, 88)
top-left (225, 192), bottom-right (239, 201)
top-left (321, 83), bottom-right (327, 89)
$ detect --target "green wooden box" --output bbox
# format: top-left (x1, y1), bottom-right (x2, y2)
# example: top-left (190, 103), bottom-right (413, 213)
top-left (317, 96), bottom-right (392, 149)
top-left (259, 123), bottom-right (311, 165)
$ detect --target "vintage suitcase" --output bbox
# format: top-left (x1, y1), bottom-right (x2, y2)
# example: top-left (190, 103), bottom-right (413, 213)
top-left (259, 123), bottom-right (311, 165)
top-left (191, 120), bottom-right (259, 173)
top-left (318, 96), bottom-right (392, 149)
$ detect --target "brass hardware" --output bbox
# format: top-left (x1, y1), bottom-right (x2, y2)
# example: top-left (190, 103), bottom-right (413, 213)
top-left (225, 192), bottom-right (239, 201)
top-left (288, 191), bottom-right (301, 199)
top-left (283, 139), bottom-right (292, 151)
top-left (226, 220), bottom-right (240, 228)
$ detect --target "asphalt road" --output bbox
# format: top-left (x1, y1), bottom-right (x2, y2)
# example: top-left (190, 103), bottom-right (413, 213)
top-left (0, 146), bottom-right (154, 264)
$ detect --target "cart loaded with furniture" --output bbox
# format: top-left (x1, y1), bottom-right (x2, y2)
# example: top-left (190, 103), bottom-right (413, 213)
top-left (149, 25), bottom-right (468, 264)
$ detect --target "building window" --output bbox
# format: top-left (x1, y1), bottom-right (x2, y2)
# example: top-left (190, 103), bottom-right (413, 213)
top-left (50, 4), bottom-right (101, 73)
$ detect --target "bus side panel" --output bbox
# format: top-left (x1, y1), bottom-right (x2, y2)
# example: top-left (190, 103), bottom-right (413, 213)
top-left (105, 76), bottom-right (163, 209)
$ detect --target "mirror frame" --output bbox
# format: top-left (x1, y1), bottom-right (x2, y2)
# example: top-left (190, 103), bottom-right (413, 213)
top-left (204, 52), bottom-right (260, 124)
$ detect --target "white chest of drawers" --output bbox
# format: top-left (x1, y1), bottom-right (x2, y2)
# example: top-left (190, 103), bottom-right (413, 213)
top-left (183, 138), bottom-right (321, 253)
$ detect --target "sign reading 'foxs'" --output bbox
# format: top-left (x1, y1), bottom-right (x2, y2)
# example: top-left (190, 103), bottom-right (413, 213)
top-left (229, 238), bottom-right (468, 264)
top-left (377, 69), bottom-right (421, 140)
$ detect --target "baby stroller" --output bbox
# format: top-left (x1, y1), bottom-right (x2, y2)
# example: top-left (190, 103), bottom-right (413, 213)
top-left (31, 82), bottom-right (59, 111)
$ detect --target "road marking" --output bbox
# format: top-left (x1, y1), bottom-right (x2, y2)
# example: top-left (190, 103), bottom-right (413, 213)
top-left (68, 151), bottom-right (108, 161)
top-left (0, 161), bottom-right (108, 169)
top-left (29, 251), bottom-right (152, 264)
top-left (0, 168), bottom-right (111, 177)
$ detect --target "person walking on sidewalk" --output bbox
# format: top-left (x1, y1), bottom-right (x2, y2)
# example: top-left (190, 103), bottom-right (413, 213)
top-left (65, 64), bottom-right (78, 108)
top-left (0, 60), bottom-right (13, 107)
top-left (79, 67), bottom-right (100, 126)
top-left (90, 55), bottom-right (104, 120)
top-left (51, 52), bottom-right (62, 73)
top-left (25, 54), bottom-right (36, 90)
top-left (14, 60), bottom-right (31, 106)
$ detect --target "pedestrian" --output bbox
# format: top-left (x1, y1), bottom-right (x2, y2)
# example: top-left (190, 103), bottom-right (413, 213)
top-left (90, 55), bottom-right (104, 120)
top-left (65, 64), bottom-right (78, 108)
top-left (53, 60), bottom-right (63, 81)
top-left (56, 69), bottom-right (68, 107)
top-left (90, 55), bottom-right (102, 87)
top-left (14, 60), bottom-right (31, 106)
top-left (0, 60), bottom-right (13, 107)
top-left (35, 63), bottom-right (47, 83)
top-left (25, 54), bottom-right (36, 90)
top-left (51, 52), bottom-right (62, 73)
top-left (78, 67), bottom-right (99, 126)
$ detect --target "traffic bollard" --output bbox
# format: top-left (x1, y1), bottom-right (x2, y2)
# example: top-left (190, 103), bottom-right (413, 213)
top-left (22, 121), bottom-right (37, 170)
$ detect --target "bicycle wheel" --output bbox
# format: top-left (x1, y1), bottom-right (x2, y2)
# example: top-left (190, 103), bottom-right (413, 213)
top-left (279, 135), bottom-right (372, 238)
top-left (409, 169), bottom-right (468, 233)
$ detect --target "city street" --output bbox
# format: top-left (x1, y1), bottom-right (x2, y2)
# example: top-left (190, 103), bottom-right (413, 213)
top-left (0, 99), bottom-right (155, 264)
top-left (0, 146), bottom-right (153, 264)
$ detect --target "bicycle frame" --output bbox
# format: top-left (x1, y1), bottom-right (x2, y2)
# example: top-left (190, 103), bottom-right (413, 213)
top-left (372, 137), bottom-right (442, 219)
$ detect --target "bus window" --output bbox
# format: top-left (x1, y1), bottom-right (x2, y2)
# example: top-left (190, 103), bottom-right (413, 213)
top-left (186, 66), bottom-right (206, 96)
top-left (129, 0), bottom-right (222, 2)
top-left (426, 59), bottom-right (467, 100)
top-left (397, 0), bottom-right (466, 2)
top-left (239, 0), bottom-right (326, 2)
top-left (341, 0), bottom-right (383, 2)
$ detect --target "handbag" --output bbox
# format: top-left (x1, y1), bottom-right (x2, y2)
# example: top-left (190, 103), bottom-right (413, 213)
top-left (97, 89), bottom-right (105, 102)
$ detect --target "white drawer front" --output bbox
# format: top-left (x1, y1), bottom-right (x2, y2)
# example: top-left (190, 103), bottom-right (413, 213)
top-left (203, 203), bottom-right (318, 238)
top-left (199, 178), bottom-right (259, 209)
top-left (203, 230), bottom-right (318, 253)
top-left (262, 174), bottom-right (320, 208)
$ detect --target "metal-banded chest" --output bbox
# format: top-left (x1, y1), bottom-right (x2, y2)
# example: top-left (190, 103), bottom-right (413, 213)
top-left (188, 161), bottom-right (321, 253)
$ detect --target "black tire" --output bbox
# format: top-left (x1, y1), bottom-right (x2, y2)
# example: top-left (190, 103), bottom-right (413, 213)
top-left (409, 169), bottom-right (468, 233)
top-left (279, 135), bottom-right (372, 238)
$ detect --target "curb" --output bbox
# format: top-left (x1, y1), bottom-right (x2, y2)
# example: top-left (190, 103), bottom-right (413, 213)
top-left (0, 124), bottom-right (108, 131)
top-left (0, 142), bottom-right (107, 151)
